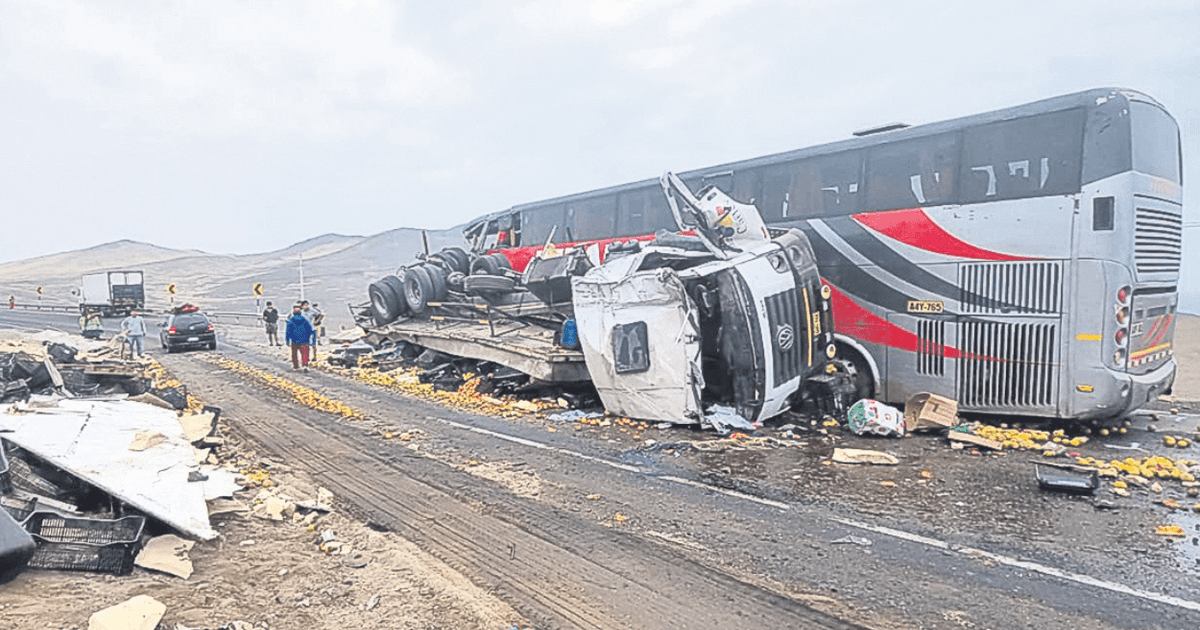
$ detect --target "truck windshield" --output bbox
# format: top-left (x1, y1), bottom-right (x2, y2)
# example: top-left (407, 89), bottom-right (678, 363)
top-left (1131, 101), bottom-right (1182, 184)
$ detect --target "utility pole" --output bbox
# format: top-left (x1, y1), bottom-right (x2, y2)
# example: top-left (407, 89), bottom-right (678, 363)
top-left (299, 254), bottom-right (305, 302)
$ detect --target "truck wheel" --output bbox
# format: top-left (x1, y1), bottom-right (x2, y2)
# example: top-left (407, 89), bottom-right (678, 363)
top-left (424, 265), bottom-right (449, 302)
top-left (369, 279), bottom-right (402, 326)
top-left (405, 266), bottom-right (435, 314)
top-left (470, 255), bottom-right (501, 276)
top-left (464, 274), bottom-right (516, 295)
top-left (441, 247), bottom-right (471, 274)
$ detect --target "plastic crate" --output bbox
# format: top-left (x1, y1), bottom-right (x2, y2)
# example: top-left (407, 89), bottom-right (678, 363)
top-left (26, 541), bottom-right (138, 575)
top-left (23, 512), bottom-right (146, 546)
top-left (0, 496), bottom-right (36, 522)
top-left (22, 512), bottom-right (146, 576)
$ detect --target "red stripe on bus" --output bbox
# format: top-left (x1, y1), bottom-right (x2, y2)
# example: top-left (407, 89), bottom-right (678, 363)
top-left (852, 208), bottom-right (1032, 261)
top-left (1146, 314), bottom-right (1174, 347)
top-left (828, 284), bottom-right (962, 359)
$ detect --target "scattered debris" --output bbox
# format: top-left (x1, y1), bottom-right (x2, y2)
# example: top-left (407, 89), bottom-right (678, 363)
top-left (832, 448), bottom-right (899, 466)
top-left (134, 534), bottom-right (196, 579)
top-left (903, 393), bottom-right (959, 433)
top-left (847, 400), bottom-right (905, 438)
top-left (0, 502), bottom-right (35, 583)
top-left (87, 595), bottom-right (166, 630)
top-left (1155, 524), bottom-right (1186, 537)
top-left (947, 429), bottom-right (1003, 451)
top-left (831, 536), bottom-right (873, 546)
top-left (1034, 464), bottom-right (1099, 495)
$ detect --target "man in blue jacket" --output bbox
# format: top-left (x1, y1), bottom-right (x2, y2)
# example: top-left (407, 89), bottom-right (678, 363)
top-left (285, 304), bottom-right (315, 371)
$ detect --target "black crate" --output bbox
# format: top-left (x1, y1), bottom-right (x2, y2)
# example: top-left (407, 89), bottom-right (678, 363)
top-left (26, 540), bottom-right (138, 575)
top-left (23, 512), bottom-right (145, 546)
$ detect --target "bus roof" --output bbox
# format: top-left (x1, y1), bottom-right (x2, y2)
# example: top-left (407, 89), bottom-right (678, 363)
top-left (466, 87), bottom-right (1166, 232)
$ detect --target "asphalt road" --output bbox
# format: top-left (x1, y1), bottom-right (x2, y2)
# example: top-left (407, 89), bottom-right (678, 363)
top-left (5, 308), bottom-right (1200, 630)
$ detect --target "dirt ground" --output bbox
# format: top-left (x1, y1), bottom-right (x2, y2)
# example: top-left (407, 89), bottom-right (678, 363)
top-left (0, 366), bottom-right (524, 630)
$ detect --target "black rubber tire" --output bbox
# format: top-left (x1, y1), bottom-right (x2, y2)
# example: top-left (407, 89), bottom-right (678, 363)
top-left (470, 255), bottom-right (502, 276)
top-left (208, 340), bottom-right (217, 351)
top-left (489, 252), bottom-right (512, 271)
top-left (369, 279), bottom-right (403, 326)
top-left (837, 342), bottom-right (876, 401)
top-left (405, 265), bottom-right (435, 314)
top-left (442, 247), bottom-right (470, 274)
top-left (463, 274), bottom-right (517, 295)
top-left (382, 274), bottom-right (408, 316)
top-left (424, 265), bottom-right (449, 302)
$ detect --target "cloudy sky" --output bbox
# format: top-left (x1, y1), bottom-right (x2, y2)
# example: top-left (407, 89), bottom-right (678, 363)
top-left (0, 1), bottom-right (1196, 283)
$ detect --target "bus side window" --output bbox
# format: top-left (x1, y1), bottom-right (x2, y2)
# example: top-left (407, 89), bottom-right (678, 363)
top-left (866, 133), bottom-right (958, 211)
top-left (569, 196), bottom-right (617, 242)
top-left (1092, 197), bottom-right (1114, 231)
top-left (789, 151), bottom-right (863, 219)
top-left (960, 108), bottom-right (1085, 203)
top-left (521, 204), bottom-right (566, 245)
top-left (617, 188), bottom-right (674, 236)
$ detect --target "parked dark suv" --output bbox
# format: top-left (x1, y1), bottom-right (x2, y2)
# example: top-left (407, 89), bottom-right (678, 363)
top-left (160, 309), bottom-right (216, 352)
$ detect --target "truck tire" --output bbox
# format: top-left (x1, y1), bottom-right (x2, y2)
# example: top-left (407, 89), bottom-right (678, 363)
top-left (382, 275), bottom-right (408, 316)
top-left (442, 247), bottom-right (470, 274)
top-left (425, 264), bottom-right (449, 302)
top-left (463, 274), bottom-right (516, 296)
top-left (404, 266), bottom-right (435, 314)
top-left (368, 279), bottom-right (403, 326)
top-left (470, 253), bottom-right (512, 276)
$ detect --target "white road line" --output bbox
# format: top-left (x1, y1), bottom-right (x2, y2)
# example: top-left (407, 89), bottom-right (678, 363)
top-left (429, 416), bottom-right (791, 509)
top-left (834, 517), bottom-right (1200, 613)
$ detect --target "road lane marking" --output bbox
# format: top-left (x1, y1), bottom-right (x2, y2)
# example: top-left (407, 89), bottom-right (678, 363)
top-left (428, 416), bottom-right (791, 509)
top-left (833, 517), bottom-right (1200, 613)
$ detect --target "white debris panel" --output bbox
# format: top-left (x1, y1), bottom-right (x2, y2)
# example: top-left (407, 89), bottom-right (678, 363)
top-left (572, 260), bottom-right (705, 424)
top-left (1, 398), bottom-right (217, 540)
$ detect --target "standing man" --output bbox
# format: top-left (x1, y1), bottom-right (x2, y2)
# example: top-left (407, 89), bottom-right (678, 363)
top-left (285, 304), bottom-right (314, 371)
top-left (121, 309), bottom-right (147, 358)
top-left (262, 301), bottom-right (280, 346)
top-left (310, 302), bottom-right (325, 346)
top-left (79, 309), bottom-right (104, 339)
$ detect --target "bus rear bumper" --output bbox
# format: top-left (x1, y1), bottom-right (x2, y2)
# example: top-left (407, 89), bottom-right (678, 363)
top-left (1116, 360), bottom-right (1176, 417)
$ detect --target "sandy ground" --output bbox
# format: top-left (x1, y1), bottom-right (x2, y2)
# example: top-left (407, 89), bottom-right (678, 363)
top-left (1170, 313), bottom-right (1200, 401)
top-left (0, 361), bottom-right (523, 630)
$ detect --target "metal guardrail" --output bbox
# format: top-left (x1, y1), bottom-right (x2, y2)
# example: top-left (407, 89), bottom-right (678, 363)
top-left (5, 303), bottom-right (78, 313)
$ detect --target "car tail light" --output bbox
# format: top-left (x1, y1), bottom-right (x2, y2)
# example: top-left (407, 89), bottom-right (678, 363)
top-left (168, 327), bottom-right (177, 335)
top-left (206, 324), bottom-right (214, 331)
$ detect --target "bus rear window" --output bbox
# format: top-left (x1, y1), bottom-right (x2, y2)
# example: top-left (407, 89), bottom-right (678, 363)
top-left (1131, 102), bottom-right (1181, 183)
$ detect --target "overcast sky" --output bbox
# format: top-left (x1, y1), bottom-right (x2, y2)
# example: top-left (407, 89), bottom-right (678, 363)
top-left (0, 1), bottom-right (1195, 276)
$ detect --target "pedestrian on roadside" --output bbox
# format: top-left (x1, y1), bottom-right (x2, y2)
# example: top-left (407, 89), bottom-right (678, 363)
top-left (120, 309), bottom-right (147, 358)
top-left (262, 301), bottom-right (280, 346)
top-left (310, 302), bottom-right (325, 346)
top-left (79, 309), bottom-right (104, 340)
top-left (285, 304), bottom-right (314, 371)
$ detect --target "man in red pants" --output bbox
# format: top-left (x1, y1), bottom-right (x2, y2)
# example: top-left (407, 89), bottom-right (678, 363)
top-left (285, 304), bottom-right (315, 371)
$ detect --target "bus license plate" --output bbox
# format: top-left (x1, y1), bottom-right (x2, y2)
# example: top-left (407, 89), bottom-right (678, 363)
top-left (907, 300), bottom-right (944, 314)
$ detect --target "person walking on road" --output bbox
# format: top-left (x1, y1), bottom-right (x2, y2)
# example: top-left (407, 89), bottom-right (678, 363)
top-left (310, 302), bottom-right (325, 346)
top-left (285, 304), bottom-right (314, 371)
top-left (120, 310), bottom-right (147, 358)
top-left (262, 301), bottom-right (280, 346)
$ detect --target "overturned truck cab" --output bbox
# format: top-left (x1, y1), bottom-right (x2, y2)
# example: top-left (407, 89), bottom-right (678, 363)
top-left (572, 174), bottom-right (838, 426)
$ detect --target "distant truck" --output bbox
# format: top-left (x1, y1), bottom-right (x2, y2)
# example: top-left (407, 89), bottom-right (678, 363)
top-left (79, 271), bottom-right (145, 317)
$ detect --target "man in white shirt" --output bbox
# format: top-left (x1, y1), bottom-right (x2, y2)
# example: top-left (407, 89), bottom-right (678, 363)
top-left (121, 310), bottom-right (147, 357)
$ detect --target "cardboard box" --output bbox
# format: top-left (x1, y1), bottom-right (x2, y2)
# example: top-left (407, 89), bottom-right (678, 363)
top-left (904, 393), bottom-right (959, 433)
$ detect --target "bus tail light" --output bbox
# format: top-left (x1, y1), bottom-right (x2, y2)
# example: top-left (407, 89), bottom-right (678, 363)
top-left (1114, 348), bottom-right (1126, 364)
top-left (1116, 307), bottom-right (1128, 324)
top-left (1115, 329), bottom-right (1127, 345)
top-left (1117, 286), bottom-right (1130, 303)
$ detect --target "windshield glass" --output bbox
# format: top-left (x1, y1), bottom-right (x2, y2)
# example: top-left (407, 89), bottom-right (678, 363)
top-left (1131, 102), bottom-right (1181, 183)
top-left (174, 314), bottom-right (208, 327)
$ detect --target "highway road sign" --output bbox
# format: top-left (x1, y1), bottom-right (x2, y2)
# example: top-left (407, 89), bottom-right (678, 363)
top-left (253, 282), bottom-right (264, 296)
top-left (167, 283), bottom-right (177, 295)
